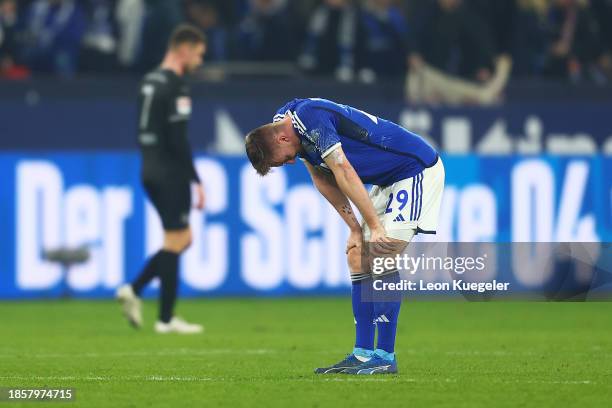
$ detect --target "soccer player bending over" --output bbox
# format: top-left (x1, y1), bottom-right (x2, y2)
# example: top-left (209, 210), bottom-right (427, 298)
top-left (116, 25), bottom-right (206, 334)
top-left (245, 98), bottom-right (444, 374)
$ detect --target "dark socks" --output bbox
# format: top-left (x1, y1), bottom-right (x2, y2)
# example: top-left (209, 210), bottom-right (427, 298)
top-left (131, 249), bottom-right (180, 324)
top-left (131, 250), bottom-right (165, 296)
top-left (158, 250), bottom-right (179, 323)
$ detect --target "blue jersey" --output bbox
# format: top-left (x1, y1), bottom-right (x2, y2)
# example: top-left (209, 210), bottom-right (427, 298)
top-left (273, 98), bottom-right (438, 186)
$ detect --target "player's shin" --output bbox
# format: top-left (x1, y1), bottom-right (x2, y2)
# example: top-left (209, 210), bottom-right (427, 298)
top-left (351, 273), bottom-right (375, 360)
top-left (373, 271), bottom-right (402, 360)
top-left (158, 250), bottom-right (180, 323)
top-left (131, 250), bottom-right (164, 295)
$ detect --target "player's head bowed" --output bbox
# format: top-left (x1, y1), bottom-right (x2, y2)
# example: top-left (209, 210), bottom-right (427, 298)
top-left (245, 120), bottom-right (300, 176)
top-left (167, 24), bottom-right (207, 74)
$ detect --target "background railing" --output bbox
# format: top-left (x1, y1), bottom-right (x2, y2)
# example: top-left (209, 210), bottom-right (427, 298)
top-left (1, 78), bottom-right (611, 152)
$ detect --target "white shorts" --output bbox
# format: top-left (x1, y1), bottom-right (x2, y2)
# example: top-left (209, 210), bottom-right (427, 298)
top-left (363, 157), bottom-right (445, 242)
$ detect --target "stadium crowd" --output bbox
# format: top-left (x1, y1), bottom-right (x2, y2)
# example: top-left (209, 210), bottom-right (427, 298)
top-left (1, 0), bottom-right (611, 87)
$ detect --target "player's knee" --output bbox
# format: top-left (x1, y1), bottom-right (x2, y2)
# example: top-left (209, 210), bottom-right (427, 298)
top-left (173, 229), bottom-right (192, 252)
top-left (163, 229), bottom-right (192, 253)
top-left (163, 241), bottom-right (182, 254)
top-left (179, 229), bottom-right (193, 251)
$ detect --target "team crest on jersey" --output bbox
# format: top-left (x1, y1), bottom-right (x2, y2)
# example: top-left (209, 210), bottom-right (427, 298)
top-left (306, 129), bottom-right (320, 145)
top-left (176, 97), bottom-right (192, 116)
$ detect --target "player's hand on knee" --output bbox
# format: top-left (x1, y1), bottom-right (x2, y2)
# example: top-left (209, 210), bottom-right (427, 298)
top-left (369, 225), bottom-right (396, 256)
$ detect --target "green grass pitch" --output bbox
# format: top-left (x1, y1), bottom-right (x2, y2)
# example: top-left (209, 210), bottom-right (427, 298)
top-left (1, 299), bottom-right (611, 407)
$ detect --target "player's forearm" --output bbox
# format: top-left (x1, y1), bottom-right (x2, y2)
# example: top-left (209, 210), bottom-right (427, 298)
top-left (184, 159), bottom-right (200, 183)
top-left (323, 148), bottom-right (381, 231)
top-left (312, 176), bottom-right (362, 232)
top-left (333, 167), bottom-right (380, 231)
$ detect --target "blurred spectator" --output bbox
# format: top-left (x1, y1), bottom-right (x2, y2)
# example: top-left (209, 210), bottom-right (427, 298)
top-left (466, 0), bottom-right (517, 56)
top-left (115, 0), bottom-right (144, 69)
top-left (356, 0), bottom-right (408, 82)
top-left (137, 0), bottom-right (183, 72)
top-left (591, 0), bottom-right (612, 80)
top-left (79, 0), bottom-right (118, 73)
top-left (0, 0), bottom-right (17, 57)
top-left (205, 0), bottom-right (242, 26)
top-left (18, 0), bottom-right (87, 77)
top-left (185, 0), bottom-right (227, 62)
top-left (288, 0), bottom-right (319, 25)
top-left (542, 0), bottom-right (606, 83)
top-left (299, 0), bottom-right (358, 82)
top-left (512, 0), bottom-right (548, 77)
top-left (232, 0), bottom-right (294, 62)
top-left (408, 0), bottom-right (495, 82)
top-left (234, 0), bottom-right (296, 61)
top-left (0, 0), bottom-right (30, 79)
top-left (591, 0), bottom-right (612, 48)
top-left (0, 0), bottom-right (608, 87)
top-left (232, 0), bottom-right (250, 20)
top-left (406, 0), bottom-right (511, 105)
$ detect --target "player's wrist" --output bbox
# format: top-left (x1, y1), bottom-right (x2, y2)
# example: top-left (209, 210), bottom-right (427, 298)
top-left (369, 223), bottom-right (384, 233)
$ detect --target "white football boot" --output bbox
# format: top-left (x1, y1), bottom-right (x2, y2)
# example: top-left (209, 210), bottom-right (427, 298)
top-left (116, 284), bottom-right (143, 328)
top-left (155, 317), bottom-right (204, 334)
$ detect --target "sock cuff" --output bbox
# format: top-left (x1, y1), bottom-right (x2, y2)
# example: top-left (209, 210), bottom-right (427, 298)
top-left (351, 273), bottom-right (371, 283)
top-left (374, 348), bottom-right (395, 361)
top-left (374, 269), bottom-right (400, 279)
top-left (353, 347), bottom-right (374, 359)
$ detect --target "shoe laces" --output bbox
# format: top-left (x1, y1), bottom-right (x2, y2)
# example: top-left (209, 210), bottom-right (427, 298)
top-left (340, 353), bottom-right (358, 364)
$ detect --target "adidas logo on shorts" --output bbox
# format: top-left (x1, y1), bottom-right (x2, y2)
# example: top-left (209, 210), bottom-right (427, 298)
top-left (392, 214), bottom-right (406, 223)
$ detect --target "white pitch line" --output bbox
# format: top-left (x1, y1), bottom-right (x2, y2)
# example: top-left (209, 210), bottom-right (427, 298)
top-left (0, 350), bottom-right (307, 360)
top-left (0, 375), bottom-right (213, 382)
top-left (2, 348), bottom-right (606, 359)
top-left (1, 348), bottom-right (607, 360)
top-left (0, 348), bottom-right (274, 359)
top-left (320, 378), bottom-right (597, 385)
top-left (0, 375), bottom-right (597, 385)
top-left (505, 380), bottom-right (594, 385)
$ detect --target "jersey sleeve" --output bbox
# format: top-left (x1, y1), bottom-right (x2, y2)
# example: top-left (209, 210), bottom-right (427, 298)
top-left (138, 81), bottom-right (168, 144)
top-left (166, 124), bottom-right (201, 183)
top-left (293, 104), bottom-right (341, 159)
top-left (165, 89), bottom-right (200, 183)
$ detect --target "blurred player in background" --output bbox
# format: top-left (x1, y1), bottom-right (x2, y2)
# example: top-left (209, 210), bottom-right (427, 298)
top-left (116, 24), bottom-right (206, 334)
top-left (245, 98), bottom-right (444, 374)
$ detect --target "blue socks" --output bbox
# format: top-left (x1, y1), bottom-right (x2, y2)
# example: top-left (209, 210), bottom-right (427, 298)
top-left (353, 347), bottom-right (374, 361)
top-left (374, 349), bottom-right (395, 361)
top-left (352, 273), bottom-right (402, 361)
top-left (373, 272), bottom-right (402, 355)
top-left (351, 277), bottom-right (375, 351)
